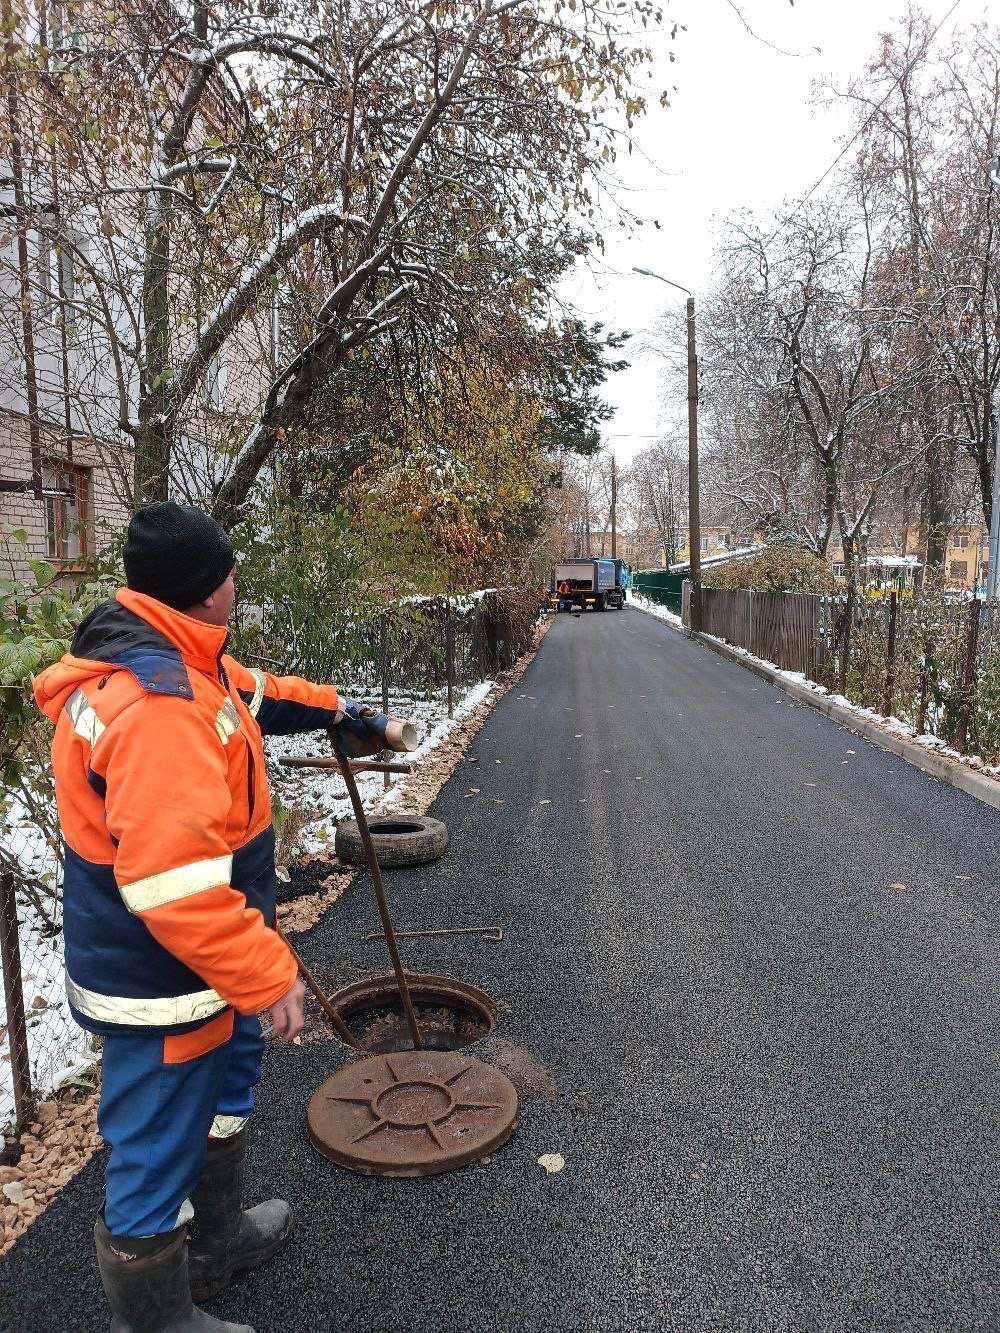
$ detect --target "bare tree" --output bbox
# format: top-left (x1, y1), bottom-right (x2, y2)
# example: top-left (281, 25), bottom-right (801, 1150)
top-left (628, 439), bottom-right (685, 566)
top-left (3, 0), bottom-right (669, 524)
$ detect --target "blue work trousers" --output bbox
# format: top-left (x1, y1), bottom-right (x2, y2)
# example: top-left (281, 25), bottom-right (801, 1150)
top-left (98, 1009), bottom-right (263, 1237)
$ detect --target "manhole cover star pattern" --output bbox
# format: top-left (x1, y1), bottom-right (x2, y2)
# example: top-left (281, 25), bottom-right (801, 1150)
top-left (307, 1050), bottom-right (520, 1177)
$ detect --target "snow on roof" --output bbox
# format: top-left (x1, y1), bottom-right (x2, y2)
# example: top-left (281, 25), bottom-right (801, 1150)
top-left (866, 555), bottom-right (922, 568)
top-left (669, 544), bottom-right (764, 573)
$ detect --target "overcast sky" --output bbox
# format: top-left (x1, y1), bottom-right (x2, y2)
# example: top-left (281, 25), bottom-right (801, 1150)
top-left (565, 0), bottom-right (979, 464)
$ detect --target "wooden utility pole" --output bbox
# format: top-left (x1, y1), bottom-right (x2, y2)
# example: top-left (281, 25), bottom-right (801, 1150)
top-left (610, 455), bottom-right (618, 559)
top-left (686, 296), bottom-right (702, 633)
top-left (631, 266), bottom-right (701, 629)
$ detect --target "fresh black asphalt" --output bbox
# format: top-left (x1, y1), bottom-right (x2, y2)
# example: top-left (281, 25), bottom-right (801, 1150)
top-left (4, 605), bottom-right (1000, 1331)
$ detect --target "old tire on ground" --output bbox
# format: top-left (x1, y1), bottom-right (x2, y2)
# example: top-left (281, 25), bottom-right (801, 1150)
top-left (335, 814), bottom-right (449, 868)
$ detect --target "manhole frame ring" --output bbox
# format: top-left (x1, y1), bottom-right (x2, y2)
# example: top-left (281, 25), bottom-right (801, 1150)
top-left (320, 971), bottom-right (500, 1053)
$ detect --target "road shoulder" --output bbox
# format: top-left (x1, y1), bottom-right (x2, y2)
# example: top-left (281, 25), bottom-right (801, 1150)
top-left (633, 599), bottom-right (1000, 814)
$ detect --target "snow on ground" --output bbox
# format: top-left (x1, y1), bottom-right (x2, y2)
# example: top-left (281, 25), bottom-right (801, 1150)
top-left (0, 798), bottom-right (95, 1127)
top-left (631, 593), bottom-right (684, 629)
top-left (267, 682), bottom-right (493, 856)
top-left (1, 681), bottom-right (491, 1127)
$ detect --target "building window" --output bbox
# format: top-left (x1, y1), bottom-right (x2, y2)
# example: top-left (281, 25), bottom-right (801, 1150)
top-left (949, 560), bottom-right (968, 581)
top-left (43, 460), bottom-right (90, 561)
top-left (700, 534), bottom-right (709, 553)
top-left (832, 562), bottom-right (845, 577)
top-left (39, 231), bottom-right (87, 323)
top-left (203, 353), bottom-right (228, 409)
top-left (952, 533), bottom-right (969, 549)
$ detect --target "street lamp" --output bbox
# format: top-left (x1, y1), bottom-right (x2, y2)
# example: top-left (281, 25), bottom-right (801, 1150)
top-left (632, 266), bottom-right (702, 632)
top-left (988, 158), bottom-right (1000, 600)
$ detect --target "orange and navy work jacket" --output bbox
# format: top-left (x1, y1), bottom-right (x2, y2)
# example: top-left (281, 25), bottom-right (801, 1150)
top-left (33, 589), bottom-right (342, 1039)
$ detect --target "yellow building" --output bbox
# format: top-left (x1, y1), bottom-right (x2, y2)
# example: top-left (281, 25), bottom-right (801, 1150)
top-left (827, 524), bottom-right (990, 591)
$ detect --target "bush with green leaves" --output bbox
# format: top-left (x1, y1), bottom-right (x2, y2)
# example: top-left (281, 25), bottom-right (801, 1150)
top-left (1, 530), bottom-right (117, 915)
top-left (701, 546), bottom-right (837, 595)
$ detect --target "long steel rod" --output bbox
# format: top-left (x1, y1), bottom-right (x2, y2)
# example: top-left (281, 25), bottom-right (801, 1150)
top-left (275, 924), bottom-right (361, 1048)
top-left (328, 732), bottom-right (423, 1049)
top-left (361, 925), bottom-right (504, 943)
top-left (280, 757), bottom-right (413, 774)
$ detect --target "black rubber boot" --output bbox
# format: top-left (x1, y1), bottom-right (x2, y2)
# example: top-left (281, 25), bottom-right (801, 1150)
top-left (94, 1216), bottom-right (254, 1332)
top-left (187, 1128), bottom-right (294, 1303)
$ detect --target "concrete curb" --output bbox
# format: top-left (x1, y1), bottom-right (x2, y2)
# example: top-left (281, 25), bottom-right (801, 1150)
top-left (634, 604), bottom-right (1000, 814)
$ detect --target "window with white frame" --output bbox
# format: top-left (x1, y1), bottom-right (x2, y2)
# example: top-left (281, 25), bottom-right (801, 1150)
top-left (38, 229), bottom-right (86, 323)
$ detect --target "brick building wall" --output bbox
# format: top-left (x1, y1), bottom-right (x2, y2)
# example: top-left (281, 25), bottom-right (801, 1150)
top-left (0, 410), bottom-right (131, 582)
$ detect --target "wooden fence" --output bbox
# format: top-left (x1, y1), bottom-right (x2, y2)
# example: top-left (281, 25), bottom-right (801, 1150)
top-left (684, 584), bottom-right (819, 676)
top-left (680, 581), bottom-right (1000, 762)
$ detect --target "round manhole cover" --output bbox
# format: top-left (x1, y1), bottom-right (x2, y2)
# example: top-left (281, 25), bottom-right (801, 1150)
top-left (307, 1050), bottom-right (519, 1177)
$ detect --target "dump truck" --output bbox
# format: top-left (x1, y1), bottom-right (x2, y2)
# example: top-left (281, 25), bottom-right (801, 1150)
top-left (550, 558), bottom-right (631, 612)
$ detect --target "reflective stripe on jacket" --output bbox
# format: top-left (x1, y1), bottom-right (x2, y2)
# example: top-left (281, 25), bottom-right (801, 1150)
top-left (33, 589), bottom-right (342, 1037)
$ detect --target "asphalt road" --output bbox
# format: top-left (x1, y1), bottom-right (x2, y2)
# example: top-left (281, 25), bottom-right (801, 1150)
top-left (5, 605), bottom-right (1000, 1332)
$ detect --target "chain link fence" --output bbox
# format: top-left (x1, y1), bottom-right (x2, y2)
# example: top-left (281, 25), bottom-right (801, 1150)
top-left (818, 590), bottom-right (1000, 758)
top-left (1, 588), bottom-right (545, 1136)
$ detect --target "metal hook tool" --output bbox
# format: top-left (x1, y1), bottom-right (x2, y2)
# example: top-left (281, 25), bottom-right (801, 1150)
top-left (360, 925), bottom-right (505, 944)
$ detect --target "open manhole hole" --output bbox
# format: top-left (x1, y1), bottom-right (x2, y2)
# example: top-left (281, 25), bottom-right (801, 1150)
top-left (321, 972), bottom-right (497, 1053)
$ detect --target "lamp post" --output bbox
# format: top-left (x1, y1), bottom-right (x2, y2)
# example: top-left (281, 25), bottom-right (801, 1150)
top-left (987, 158), bottom-right (1000, 600)
top-left (633, 266), bottom-right (701, 631)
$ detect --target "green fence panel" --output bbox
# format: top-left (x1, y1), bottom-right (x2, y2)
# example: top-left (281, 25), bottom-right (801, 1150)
top-left (633, 569), bottom-right (684, 614)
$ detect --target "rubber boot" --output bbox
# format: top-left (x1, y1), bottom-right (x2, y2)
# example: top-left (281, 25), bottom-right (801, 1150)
top-left (94, 1216), bottom-right (254, 1333)
top-left (187, 1128), bottom-right (293, 1303)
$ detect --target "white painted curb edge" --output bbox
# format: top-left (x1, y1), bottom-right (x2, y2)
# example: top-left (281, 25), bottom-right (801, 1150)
top-left (633, 603), bottom-right (1000, 814)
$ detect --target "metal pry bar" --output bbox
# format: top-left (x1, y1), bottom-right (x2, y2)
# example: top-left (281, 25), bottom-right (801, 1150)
top-left (279, 757), bottom-right (415, 775)
top-left (361, 925), bottom-right (505, 944)
top-left (327, 729), bottom-right (424, 1051)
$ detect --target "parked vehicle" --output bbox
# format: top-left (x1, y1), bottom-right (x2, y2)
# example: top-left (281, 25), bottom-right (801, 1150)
top-left (550, 558), bottom-right (631, 611)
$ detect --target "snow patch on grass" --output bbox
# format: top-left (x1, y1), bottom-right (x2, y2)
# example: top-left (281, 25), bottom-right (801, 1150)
top-left (1, 797), bottom-right (94, 1128)
top-left (631, 594), bottom-right (684, 629)
top-left (268, 681), bottom-right (492, 855)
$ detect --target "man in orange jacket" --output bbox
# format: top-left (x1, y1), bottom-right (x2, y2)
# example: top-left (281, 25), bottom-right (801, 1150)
top-left (34, 503), bottom-right (362, 1332)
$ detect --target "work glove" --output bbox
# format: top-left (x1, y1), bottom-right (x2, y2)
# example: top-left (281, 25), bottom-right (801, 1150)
top-left (329, 698), bottom-right (390, 758)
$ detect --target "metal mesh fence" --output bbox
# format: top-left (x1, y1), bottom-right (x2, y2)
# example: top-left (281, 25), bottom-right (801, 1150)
top-left (816, 591), bottom-right (1000, 757)
top-left (2, 755), bottom-right (97, 1137)
top-left (1, 588), bottom-right (545, 1134)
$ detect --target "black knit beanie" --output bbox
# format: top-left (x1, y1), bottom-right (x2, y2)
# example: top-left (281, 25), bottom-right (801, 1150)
top-left (123, 503), bottom-right (235, 611)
